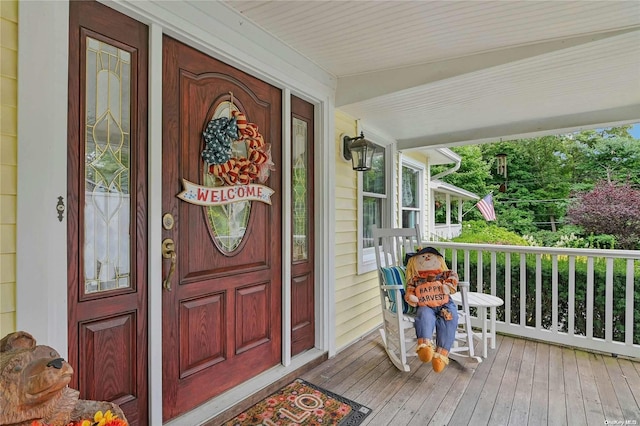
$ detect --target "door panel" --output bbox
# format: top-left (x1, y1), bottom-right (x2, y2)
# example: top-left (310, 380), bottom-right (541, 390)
top-left (79, 315), bottom-right (136, 403)
top-left (67, 2), bottom-right (148, 425)
top-left (162, 36), bottom-right (282, 421)
top-left (291, 96), bottom-right (315, 355)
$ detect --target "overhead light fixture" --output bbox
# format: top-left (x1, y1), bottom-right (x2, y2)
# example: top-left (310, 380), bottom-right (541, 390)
top-left (342, 132), bottom-right (376, 171)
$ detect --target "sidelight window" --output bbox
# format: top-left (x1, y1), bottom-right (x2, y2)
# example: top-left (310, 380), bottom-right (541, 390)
top-left (84, 37), bottom-right (132, 294)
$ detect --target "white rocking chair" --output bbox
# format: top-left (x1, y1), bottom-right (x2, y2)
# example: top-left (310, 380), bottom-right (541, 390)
top-left (373, 226), bottom-right (482, 372)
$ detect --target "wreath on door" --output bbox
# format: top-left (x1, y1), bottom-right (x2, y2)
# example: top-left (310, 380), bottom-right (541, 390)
top-left (201, 109), bottom-right (274, 186)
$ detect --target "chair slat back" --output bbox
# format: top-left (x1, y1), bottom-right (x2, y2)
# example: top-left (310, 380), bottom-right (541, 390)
top-left (373, 226), bottom-right (422, 269)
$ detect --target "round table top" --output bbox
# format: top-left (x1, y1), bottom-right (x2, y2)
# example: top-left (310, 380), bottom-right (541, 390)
top-left (452, 291), bottom-right (504, 308)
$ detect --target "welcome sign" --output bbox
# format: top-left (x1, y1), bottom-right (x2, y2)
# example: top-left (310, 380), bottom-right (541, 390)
top-left (177, 179), bottom-right (274, 206)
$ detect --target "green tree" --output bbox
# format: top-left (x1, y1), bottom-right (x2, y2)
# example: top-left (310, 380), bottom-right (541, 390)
top-left (436, 145), bottom-right (492, 196)
top-left (432, 145), bottom-right (493, 223)
top-left (573, 136), bottom-right (640, 186)
top-left (437, 126), bottom-right (640, 245)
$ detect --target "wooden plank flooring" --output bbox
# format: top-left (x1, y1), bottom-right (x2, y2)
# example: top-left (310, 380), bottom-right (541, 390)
top-left (299, 331), bottom-right (640, 426)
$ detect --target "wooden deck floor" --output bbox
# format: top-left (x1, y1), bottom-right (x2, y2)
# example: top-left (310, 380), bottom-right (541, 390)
top-left (300, 331), bottom-right (640, 426)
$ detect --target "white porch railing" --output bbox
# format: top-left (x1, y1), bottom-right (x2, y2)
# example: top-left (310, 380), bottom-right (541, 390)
top-left (432, 223), bottom-right (462, 240)
top-left (427, 242), bottom-right (639, 359)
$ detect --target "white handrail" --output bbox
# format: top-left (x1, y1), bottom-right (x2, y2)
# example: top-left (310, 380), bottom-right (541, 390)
top-left (421, 241), bottom-right (640, 358)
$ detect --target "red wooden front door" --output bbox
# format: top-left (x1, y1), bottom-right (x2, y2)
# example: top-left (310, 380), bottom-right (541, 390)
top-left (161, 37), bottom-right (283, 421)
top-left (67, 2), bottom-right (148, 425)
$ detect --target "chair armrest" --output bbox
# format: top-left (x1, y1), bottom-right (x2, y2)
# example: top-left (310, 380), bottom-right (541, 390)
top-left (458, 281), bottom-right (470, 289)
top-left (381, 284), bottom-right (404, 290)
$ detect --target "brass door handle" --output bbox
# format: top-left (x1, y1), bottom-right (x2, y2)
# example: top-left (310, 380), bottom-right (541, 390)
top-left (162, 238), bottom-right (176, 291)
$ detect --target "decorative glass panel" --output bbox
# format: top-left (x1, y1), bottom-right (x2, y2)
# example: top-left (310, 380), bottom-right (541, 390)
top-left (204, 101), bottom-right (251, 253)
top-left (292, 118), bottom-right (308, 261)
top-left (84, 37), bottom-right (131, 294)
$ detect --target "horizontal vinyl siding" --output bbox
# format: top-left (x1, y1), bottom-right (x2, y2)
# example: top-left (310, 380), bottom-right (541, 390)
top-left (334, 110), bottom-right (382, 350)
top-left (0, 0), bottom-right (18, 337)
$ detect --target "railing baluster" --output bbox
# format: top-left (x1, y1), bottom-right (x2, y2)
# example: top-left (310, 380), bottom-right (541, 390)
top-left (587, 257), bottom-right (594, 339)
top-left (605, 257), bottom-right (614, 343)
top-left (536, 254), bottom-right (542, 330)
top-left (451, 249), bottom-right (458, 275)
top-left (568, 256), bottom-right (575, 337)
top-left (491, 251), bottom-right (497, 296)
top-left (626, 259), bottom-right (634, 346)
top-left (464, 250), bottom-right (470, 289)
top-left (552, 254), bottom-right (558, 333)
top-left (477, 250), bottom-right (483, 293)
top-left (520, 253), bottom-right (526, 328)
top-left (505, 254), bottom-right (511, 326)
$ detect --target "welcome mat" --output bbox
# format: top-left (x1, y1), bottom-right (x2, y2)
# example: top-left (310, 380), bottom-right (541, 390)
top-left (223, 378), bottom-right (371, 426)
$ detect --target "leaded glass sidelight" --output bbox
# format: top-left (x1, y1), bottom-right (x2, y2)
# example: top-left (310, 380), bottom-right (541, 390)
top-left (292, 118), bottom-right (308, 261)
top-left (84, 37), bottom-right (131, 294)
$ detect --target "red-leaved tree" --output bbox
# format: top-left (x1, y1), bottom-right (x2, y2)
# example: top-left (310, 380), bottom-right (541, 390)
top-left (566, 180), bottom-right (640, 250)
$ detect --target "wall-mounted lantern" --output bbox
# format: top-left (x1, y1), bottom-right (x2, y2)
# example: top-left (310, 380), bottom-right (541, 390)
top-left (342, 132), bottom-right (376, 171)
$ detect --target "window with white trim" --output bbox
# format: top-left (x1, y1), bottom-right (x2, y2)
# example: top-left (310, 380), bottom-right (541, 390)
top-left (358, 142), bottom-right (388, 274)
top-left (401, 161), bottom-right (424, 230)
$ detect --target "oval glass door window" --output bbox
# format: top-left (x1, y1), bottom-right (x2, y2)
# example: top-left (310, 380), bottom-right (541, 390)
top-left (203, 101), bottom-right (251, 253)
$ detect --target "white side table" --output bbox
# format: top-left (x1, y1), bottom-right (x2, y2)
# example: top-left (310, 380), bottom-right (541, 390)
top-left (451, 291), bottom-right (504, 358)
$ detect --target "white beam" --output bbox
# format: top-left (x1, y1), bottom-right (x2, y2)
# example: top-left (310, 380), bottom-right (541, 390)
top-left (398, 104), bottom-right (640, 150)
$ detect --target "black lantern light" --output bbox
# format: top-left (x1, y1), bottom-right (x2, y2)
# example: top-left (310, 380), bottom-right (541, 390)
top-left (342, 132), bottom-right (376, 171)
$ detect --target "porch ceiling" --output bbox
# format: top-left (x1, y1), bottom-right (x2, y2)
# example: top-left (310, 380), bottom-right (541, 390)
top-left (220, 1), bottom-right (640, 149)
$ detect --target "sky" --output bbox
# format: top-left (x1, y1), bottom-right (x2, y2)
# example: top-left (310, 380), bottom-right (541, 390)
top-left (631, 123), bottom-right (640, 139)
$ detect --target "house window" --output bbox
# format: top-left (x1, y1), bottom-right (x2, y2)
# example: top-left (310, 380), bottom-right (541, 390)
top-left (401, 163), bottom-right (423, 229)
top-left (358, 143), bottom-right (388, 273)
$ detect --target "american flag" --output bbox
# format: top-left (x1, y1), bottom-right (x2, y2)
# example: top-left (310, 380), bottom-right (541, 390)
top-left (476, 193), bottom-right (496, 221)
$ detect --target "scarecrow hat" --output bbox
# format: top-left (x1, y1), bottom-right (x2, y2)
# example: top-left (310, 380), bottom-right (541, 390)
top-left (403, 246), bottom-right (443, 266)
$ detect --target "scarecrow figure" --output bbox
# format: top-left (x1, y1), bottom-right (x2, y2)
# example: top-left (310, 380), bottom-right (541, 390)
top-left (404, 247), bottom-right (458, 372)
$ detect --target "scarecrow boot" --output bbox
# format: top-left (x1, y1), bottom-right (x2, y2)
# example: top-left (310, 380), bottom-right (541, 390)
top-left (432, 348), bottom-right (450, 373)
top-left (416, 338), bottom-right (435, 363)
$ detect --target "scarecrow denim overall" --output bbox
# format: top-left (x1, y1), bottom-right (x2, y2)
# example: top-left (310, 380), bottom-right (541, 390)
top-left (414, 299), bottom-right (458, 351)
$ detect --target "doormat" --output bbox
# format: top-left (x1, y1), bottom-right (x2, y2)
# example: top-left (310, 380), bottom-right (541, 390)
top-left (222, 378), bottom-right (371, 426)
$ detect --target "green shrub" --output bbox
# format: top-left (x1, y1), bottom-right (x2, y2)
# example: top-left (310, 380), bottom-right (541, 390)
top-left (454, 220), bottom-right (530, 246)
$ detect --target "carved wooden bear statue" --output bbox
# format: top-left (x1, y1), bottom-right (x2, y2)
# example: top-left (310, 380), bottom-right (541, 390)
top-left (0, 331), bottom-right (127, 426)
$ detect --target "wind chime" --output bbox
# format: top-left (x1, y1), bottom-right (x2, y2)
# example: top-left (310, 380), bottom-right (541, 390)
top-left (496, 153), bottom-right (507, 192)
